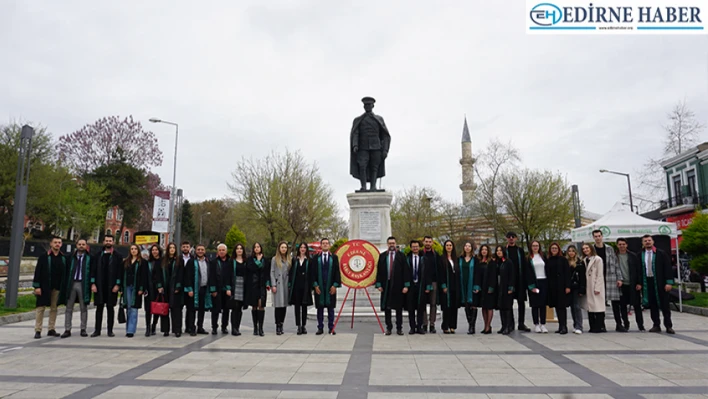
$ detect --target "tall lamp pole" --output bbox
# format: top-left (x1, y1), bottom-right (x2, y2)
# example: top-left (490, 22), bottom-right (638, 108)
top-left (149, 118), bottom-right (179, 242)
top-left (600, 169), bottom-right (634, 213)
top-left (199, 212), bottom-right (211, 245)
top-left (6, 125), bottom-right (34, 309)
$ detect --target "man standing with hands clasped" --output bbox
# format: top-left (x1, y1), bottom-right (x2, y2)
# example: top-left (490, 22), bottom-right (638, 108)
top-left (32, 236), bottom-right (66, 339)
top-left (312, 238), bottom-right (341, 335)
top-left (639, 235), bottom-right (675, 334)
top-left (376, 236), bottom-right (411, 336)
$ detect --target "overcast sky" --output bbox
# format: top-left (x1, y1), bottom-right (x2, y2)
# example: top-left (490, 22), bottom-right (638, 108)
top-left (2, 1), bottom-right (707, 217)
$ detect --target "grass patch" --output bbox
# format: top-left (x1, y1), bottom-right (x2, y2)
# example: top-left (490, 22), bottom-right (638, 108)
top-left (684, 291), bottom-right (708, 308)
top-left (0, 294), bottom-right (39, 316)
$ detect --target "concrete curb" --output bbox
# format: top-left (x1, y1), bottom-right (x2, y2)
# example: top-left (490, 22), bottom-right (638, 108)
top-left (0, 304), bottom-right (96, 326)
top-left (677, 304), bottom-right (708, 317)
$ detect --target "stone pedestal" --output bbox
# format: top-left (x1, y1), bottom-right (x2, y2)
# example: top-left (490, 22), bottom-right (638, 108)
top-left (346, 191), bottom-right (393, 252)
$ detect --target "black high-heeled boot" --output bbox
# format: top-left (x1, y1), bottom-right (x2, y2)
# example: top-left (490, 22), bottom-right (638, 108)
top-left (252, 309), bottom-right (259, 336)
top-left (468, 308), bottom-right (477, 334)
top-left (258, 310), bottom-right (265, 336)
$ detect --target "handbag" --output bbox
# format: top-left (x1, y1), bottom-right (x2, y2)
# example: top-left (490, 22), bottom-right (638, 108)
top-left (150, 294), bottom-right (170, 316)
top-left (117, 293), bottom-right (126, 324)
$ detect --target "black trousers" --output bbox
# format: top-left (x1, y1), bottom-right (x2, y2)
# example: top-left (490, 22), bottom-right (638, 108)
top-left (94, 304), bottom-right (115, 333)
top-left (555, 306), bottom-right (567, 328)
top-left (170, 304), bottom-right (181, 334)
top-left (618, 284), bottom-right (644, 329)
top-left (294, 305), bottom-right (308, 326)
top-left (611, 286), bottom-right (631, 328)
top-left (384, 307), bottom-right (403, 331)
top-left (212, 297), bottom-right (229, 330)
top-left (186, 287), bottom-right (207, 332)
top-left (588, 312), bottom-right (607, 332)
top-left (511, 298), bottom-right (527, 328)
top-left (441, 307), bottom-right (458, 330)
top-left (274, 307), bottom-right (287, 324)
top-left (531, 306), bottom-right (547, 325)
top-left (230, 301), bottom-right (243, 330)
top-left (408, 286), bottom-right (425, 330)
top-left (647, 277), bottom-right (672, 329)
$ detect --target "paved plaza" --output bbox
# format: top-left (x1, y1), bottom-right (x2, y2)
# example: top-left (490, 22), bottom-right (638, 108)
top-left (0, 308), bottom-right (707, 399)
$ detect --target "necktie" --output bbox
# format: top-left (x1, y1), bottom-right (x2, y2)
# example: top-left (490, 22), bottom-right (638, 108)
top-left (389, 252), bottom-right (394, 279)
top-left (414, 256), bottom-right (418, 282)
top-left (324, 253), bottom-right (328, 265)
top-left (75, 256), bottom-right (82, 280)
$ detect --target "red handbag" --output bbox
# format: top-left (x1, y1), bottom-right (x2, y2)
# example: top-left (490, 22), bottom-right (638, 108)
top-left (150, 294), bottom-right (169, 316)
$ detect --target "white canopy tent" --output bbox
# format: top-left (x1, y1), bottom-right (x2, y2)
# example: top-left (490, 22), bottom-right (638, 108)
top-left (570, 207), bottom-right (683, 311)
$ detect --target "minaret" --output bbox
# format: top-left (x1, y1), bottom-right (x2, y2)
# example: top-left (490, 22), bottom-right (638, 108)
top-left (459, 116), bottom-right (476, 206)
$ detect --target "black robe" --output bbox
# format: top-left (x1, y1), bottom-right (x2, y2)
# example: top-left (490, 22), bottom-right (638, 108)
top-left (438, 256), bottom-right (461, 311)
top-left (473, 259), bottom-right (498, 309)
top-left (64, 252), bottom-right (92, 304)
top-left (165, 257), bottom-right (183, 308)
top-left (620, 251), bottom-right (643, 305)
top-left (185, 257), bottom-right (212, 310)
top-left (310, 253), bottom-right (342, 309)
top-left (406, 253), bottom-right (433, 306)
top-left (120, 259), bottom-right (145, 309)
top-left (244, 256), bottom-right (268, 308)
top-left (496, 258), bottom-right (516, 310)
top-left (32, 251), bottom-right (67, 307)
top-left (639, 248), bottom-right (673, 307)
top-left (90, 249), bottom-right (123, 306)
top-left (507, 245), bottom-right (536, 302)
top-left (375, 250), bottom-right (411, 310)
top-left (143, 259), bottom-right (162, 305)
top-left (209, 256), bottom-right (229, 313)
top-left (545, 255), bottom-right (571, 309)
top-left (289, 257), bottom-right (314, 306)
top-left (226, 258), bottom-right (248, 306)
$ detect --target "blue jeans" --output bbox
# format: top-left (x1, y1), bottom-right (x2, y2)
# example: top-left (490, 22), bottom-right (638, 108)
top-left (570, 288), bottom-right (583, 331)
top-left (125, 286), bottom-right (138, 335)
top-left (317, 307), bottom-right (335, 331)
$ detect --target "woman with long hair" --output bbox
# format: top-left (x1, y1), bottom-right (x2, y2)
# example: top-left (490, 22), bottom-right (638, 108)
top-left (143, 244), bottom-right (165, 337)
top-left (120, 244), bottom-right (144, 338)
top-left (290, 242), bottom-right (313, 335)
top-left (268, 241), bottom-right (291, 335)
top-left (582, 243), bottom-right (606, 333)
top-left (528, 241), bottom-right (548, 333)
top-left (459, 241), bottom-right (477, 334)
top-left (546, 243), bottom-right (571, 335)
top-left (439, 240), bottom-right (460, 334)
top-left (227, 243), bottom-right (247, 336)
top-left (473, 244), bottom-right (498, 334)
top-left (494, 246), bottom-right (515, 335)
top-left (246, 242), bottom-right (268, 336)
top-left (162, 243), bottom-right (183, 337)
top-left (566, 245), bottom-right (585, 334)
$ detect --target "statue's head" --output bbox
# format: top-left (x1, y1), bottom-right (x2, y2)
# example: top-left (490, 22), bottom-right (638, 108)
top-left (362, 96), bottom-right (375, 113)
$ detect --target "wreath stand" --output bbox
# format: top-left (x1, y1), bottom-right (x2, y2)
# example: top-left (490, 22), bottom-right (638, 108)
top-left (333, 286), bottom-right (385, 333)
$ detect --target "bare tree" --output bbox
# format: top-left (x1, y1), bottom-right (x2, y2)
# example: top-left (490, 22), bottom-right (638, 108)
top-left (471, 138), bottom-right (522, 243)
top-left (391, 186), bottom-right (442, 245)
top-left (637, 99), bottom-right (705, 210)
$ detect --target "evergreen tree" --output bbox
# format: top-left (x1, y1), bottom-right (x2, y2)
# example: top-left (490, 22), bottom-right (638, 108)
top-left (181, 200), bottom-right (196, 243)
top-left (680, 212), bottom-right (708, 275)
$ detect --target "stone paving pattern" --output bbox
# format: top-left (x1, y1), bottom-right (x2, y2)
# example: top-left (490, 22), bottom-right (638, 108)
top-left (0, 307), bottom-right (707, 398)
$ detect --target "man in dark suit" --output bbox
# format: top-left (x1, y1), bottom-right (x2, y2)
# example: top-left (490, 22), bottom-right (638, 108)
top-left (90, 235), bottom-right (123, 337)
top-left (615, 238), bottom-right (644, 331)
top-left (311, 238), bottom-right (341, 335)
top-left (376, 236), bottom-right (411, 335)
top-left (639, 235), bottom-right (675, 334)
top-left (406, 240), bottom-right (432, 334)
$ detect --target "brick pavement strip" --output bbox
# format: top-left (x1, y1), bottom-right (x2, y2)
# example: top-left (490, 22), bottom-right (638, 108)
top-left (0, 308), bottom-right (706, 398)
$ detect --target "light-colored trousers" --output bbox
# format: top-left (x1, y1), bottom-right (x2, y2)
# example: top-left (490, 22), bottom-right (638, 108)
top-left (35, 289), bottom-right (59, 332)
top-left (65, 281), bottom-right (88, 331)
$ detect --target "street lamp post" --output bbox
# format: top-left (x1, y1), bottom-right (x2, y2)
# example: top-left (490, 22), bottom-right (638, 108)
top-left (149, 118), bottom-right (179, 242)
top-left (600, 169), bottom-right (634, 212)
top-left (199, 212), bottom-right (211, 245)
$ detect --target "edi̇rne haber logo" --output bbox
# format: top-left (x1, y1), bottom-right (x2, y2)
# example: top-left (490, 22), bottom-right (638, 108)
top-left (526, 0), bottom-right (706, 34)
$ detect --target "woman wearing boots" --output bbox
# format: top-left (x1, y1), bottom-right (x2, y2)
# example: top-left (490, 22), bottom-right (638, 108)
top-left (582, 243), bottom-right (606, 333)
top-left (528, 241), bottom-right (548, 333)
top-left (473, 245), bottom-right (498, 334)
top-left (290, 243), bottom-right (313, 335)
top-left (545, 243), bottom-right (571, 335)
top-left (246, 242), bottom-right (268, 336)
top-left (143, 245), bottom-right (164, 337)
top-left (567, 245), bottom-right (586, 334)
top-left (459, 241), bottom-right (477, 335)
top-left (268, 241), bottom-right (290, 335)
top-left (227, 244), bottom-right (247, 336)
top-left (121, 244), bottom-right (144, 338)
top-left (164, 243), bottom-right (183, 337)
top-left (494, 246), bottom-right (515, 335)
top-left (439, 240), bottom-right (460, 334)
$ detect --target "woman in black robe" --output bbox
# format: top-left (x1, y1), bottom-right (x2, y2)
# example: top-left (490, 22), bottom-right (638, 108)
top-left (143, 244), bottom-right (165, 336)
top-left (439, 240), bottom-right (460, 334)
top-left (473, 245), bottom-right (498, 334)
top-left (225, 243), bottom-right (248, 336)
top-left (120, 244), bottom-right (144, 338)
top-left (546, 242), bottom-right (571, 334)
top-left (494, 246), bottom-right (516, 335)
top-left (163, 243), bottom-right (183, 337)
top-left (289, 242), bottom-right (314, 335)
top-left (245, 242), bottom-right (268, 336)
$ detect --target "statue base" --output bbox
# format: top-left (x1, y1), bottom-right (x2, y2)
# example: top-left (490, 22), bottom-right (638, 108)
top-left (346, 191), bottom-right (393, 252)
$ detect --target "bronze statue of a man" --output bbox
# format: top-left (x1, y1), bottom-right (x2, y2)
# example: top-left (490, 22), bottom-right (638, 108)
top-left (350, 97), bottom-right (391, 192)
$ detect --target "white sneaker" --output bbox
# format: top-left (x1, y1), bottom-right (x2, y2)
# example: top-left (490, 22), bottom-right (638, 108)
top-left (534, 324), bottom-right (541, 333)
top-left (541, 325), bottom-right (549, 333)
top-left (573, 329), bottom-right (582, 335)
